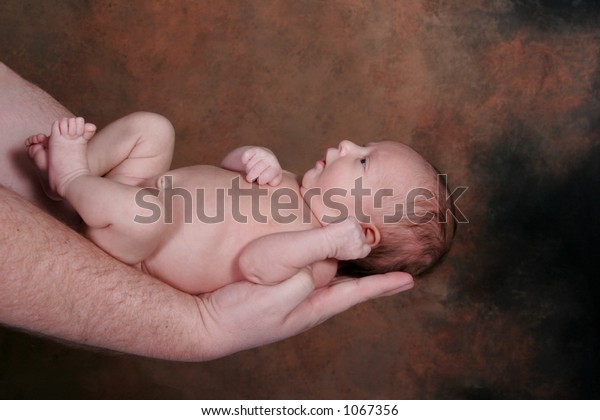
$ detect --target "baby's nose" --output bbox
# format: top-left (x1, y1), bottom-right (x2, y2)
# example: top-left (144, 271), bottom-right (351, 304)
top-left (338, 139), bottom-right (358, 155)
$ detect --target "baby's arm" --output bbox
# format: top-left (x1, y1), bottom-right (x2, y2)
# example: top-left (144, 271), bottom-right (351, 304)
top-left (221, 146), bottom-right (283, 186)
top-left (239, 218), bottom-right (371, 286)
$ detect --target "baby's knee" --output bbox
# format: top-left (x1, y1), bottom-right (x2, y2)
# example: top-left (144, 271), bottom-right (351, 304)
top-left (126, 111), bottom-right (175, 144)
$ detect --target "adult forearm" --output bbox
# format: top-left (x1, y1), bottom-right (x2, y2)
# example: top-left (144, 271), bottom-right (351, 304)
top-left (0, 187), bottom-right (207, 361)
top-left (0, 187), bottom-right (415, 362)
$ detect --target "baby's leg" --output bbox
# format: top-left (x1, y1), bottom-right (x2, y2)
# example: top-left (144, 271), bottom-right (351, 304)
top-left (86, 111), bottom-right (175, 186)
top-left (47, 117), bottom-right (166, 263)
top-left (25, 112), bottom-right (174, 192)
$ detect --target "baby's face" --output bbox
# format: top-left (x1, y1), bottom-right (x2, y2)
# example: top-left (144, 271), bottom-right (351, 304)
top-left (301, 140), bottom-right (431, 225)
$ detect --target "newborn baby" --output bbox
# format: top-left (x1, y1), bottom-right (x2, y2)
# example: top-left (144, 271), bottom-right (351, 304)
top-left (25, 113), bottom-right (455, 294)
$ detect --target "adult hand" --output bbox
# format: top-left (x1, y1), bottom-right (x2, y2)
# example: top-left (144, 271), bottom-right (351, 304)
top-left (195, 270), bottom-right (413, 360)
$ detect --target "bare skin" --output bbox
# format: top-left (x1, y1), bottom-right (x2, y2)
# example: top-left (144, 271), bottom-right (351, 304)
top-left (24, 119), bottom-right (96, 200)
top-left (26, 115), bottom-right (381, 293)
top-left (1, 62), bottom-right (414, 360)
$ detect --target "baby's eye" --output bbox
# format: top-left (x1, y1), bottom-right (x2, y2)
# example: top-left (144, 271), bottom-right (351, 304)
top-left (360, 157), bottom-right (367, 167)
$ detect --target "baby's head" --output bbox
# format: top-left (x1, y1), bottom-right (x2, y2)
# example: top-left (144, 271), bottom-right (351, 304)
top-left (301, 140), bottom-right (457, 277)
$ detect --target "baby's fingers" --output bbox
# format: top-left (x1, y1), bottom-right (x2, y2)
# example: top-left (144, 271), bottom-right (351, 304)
top-left (268, 172), bottom-right (283, 187)
top-left (359, 243), bottom-right (371, 259)
top-left (258, 166), bottom-right (282, 186)
top-left (241, 148), bottom-right (257, 164)
top-left (246, 160), bottom-right (269, 183)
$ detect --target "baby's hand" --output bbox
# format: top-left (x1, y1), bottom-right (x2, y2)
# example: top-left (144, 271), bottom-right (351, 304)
top-left (323, 217), bottom-right (371, 261)
top-left (241, 147), bottom-right (283, 186)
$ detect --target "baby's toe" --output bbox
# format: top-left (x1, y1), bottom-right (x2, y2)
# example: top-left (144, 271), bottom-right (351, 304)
top-left (83, 123), bottom-right (97, 140)
top-left (67, 118), bottom-right (79, 136)
top-left (58, 118), bottom-right (69, 135)
top-left (75, 117), bottom-right (85, 136)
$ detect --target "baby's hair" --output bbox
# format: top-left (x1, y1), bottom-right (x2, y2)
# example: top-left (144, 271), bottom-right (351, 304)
top-left (337, 162), bottom-right (457, 278)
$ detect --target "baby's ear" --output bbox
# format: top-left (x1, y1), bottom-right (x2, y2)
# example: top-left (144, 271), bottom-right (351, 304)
top-left (363, 224), bottom-right (381, 248)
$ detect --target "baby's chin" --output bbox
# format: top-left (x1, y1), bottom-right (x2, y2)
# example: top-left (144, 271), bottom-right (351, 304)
top-left (301, 161), bottom-right (324, 189)
top-left (299, 169), bottom-right (313, 190)
top-left (299, 173), bottom-right (318, 202)
top-left (299, 180), bottom-right (309, 198)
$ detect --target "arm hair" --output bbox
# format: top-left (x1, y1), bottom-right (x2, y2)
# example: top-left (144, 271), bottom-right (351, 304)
top-left (0, 187), bottom-right (210, 361)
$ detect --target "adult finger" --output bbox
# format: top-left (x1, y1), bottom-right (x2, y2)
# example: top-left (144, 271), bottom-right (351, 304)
top-left (262, 269), bottom-right (315, 315)
top-left (291, 272), bottom-right (414, 328)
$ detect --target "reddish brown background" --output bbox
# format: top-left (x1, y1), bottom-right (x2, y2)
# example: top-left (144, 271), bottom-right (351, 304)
top-left (1, 0), bottom-right (599, 398)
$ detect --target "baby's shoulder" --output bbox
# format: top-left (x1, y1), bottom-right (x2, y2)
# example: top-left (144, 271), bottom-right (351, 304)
top-left (276, 170), bottom-right (301, 189)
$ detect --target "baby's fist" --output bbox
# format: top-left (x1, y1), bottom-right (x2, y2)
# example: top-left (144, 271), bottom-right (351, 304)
top-left (323, 217), bottom-right (371, 261)
top-left (242, 147), bottom-right (283, 186)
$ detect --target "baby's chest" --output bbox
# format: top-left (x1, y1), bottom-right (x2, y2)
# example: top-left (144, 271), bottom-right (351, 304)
top-left (217, 171), bottom-right (313, 232)
top-left (168, 166), bottom-right (310, 227)
top-left (163, 167), bottom-right (317, 253)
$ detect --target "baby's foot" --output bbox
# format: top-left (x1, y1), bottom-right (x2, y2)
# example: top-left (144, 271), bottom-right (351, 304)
top-left (46, 117), bottom-right (96, 198)
top-left (25, 133), bottom-right (49, 171)
top-left (25, 121), bottom-right (97, 200)
top-left (25, 133), bottom-right (60, 200)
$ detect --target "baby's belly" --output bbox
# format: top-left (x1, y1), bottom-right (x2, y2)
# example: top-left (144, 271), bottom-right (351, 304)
top-left (140, 198), bottom-right (253, 294)
top-left (138, 165), bottom-right (304, 294)
top-left (142, 224), bottom-right (239, 294)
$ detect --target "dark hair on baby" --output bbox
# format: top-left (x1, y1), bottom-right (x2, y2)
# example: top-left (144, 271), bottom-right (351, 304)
top-left (337, 164), bottom-right (457, 278)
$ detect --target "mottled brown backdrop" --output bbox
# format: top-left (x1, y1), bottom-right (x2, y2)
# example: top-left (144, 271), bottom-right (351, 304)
top-left (1, 0), bottom-right (598, 398)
